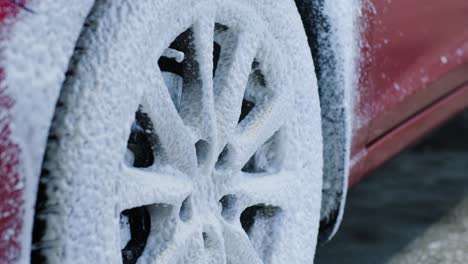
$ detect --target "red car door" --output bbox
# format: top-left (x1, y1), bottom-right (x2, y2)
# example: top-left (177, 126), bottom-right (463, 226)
top-left (351, 0), bottom-right (468, 184)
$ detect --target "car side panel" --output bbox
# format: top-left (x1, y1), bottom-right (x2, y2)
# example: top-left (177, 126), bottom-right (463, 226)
top-left (351, 0), bottom-right (468, 181)
top-left (0, 1), bottom-right (26, 262)
top-left (351, 82), bottom-right (468, 187)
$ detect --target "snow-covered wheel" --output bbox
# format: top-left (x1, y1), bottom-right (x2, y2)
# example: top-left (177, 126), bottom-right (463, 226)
top-left (32, 0), bottom-right (323, 263)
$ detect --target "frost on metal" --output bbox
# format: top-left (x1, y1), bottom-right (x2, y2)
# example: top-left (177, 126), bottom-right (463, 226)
top-left (3, 0), bottom-right (324, 263)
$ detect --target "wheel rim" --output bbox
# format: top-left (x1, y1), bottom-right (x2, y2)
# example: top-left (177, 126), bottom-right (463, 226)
top-left (36, 0), bottom-right (322, 263)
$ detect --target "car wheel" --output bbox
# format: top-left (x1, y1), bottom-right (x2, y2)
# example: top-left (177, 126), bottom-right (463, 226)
top-left (31, 0), bottom-right (323, 263)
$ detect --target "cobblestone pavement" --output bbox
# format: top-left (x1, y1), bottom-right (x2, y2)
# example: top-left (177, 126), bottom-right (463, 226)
top-left (314, 112), bottom-right (468, 264)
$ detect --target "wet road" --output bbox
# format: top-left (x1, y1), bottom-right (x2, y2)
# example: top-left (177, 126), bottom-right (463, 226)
top-left (315, 112), bottom-right (468, 264)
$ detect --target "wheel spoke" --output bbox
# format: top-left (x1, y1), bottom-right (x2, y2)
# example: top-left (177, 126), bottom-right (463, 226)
top-left (140, 223), bottom-right (205, 264)
top-left (228, 93), bottom-right (289, 171)
top-left (180, 13), bottom-right (217, 144)
top-left (222, 222), bottom-right (263, 264)
top-left (141, 70), bottom-right (198, 173)
top-left (117, 164), bottom-right (192, 211)
top-left (229, 171), bottom-right (296, 211)
top-left (214, 30), bottom-right (260, 152)
top-left (202, 221), bottom-right (227, 264)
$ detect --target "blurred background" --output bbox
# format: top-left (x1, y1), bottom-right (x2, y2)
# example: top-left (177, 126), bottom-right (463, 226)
top-left (315, 111), bottom-right (468, 264)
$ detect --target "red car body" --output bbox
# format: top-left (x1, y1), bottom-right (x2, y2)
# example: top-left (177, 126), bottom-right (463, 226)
top-left (0, 1), bottom-right (27, 261)
top-left (0, 0), bottom-right (467, 261)
top-left (350, 0), bottom-right (468, 186)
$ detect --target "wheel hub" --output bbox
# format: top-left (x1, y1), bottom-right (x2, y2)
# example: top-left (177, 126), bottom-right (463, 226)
top-left (117, 5), bottom-right (292, 261)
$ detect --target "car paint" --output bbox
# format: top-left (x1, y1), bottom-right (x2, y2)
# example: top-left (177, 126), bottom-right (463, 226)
top-left (350, 0), bottom-right (468, 184)
top-left (0, 0), bottom-right (25, 263)
top-left (0, 1), bottom-right (26, 262)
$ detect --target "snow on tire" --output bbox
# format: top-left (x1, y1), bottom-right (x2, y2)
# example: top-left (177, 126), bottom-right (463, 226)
top-left (32, 0), bottom-right (323, 263)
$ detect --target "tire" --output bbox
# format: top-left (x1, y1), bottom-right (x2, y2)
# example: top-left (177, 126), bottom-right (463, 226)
top-left (32, 0), bottom-right (323, 263)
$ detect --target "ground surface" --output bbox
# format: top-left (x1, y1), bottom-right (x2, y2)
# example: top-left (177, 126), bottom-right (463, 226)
top-left (315, 111), bottom-right (468, 264)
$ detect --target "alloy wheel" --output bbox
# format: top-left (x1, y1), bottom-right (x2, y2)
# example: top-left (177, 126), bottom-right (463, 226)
top-left (32, 1), bottom-right (323, 263)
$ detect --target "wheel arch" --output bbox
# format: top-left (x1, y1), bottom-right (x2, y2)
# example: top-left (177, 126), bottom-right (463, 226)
top-left (0, 1), bottom-right (95, 262)
top-left (294, 0), bottom-right (361, 243)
